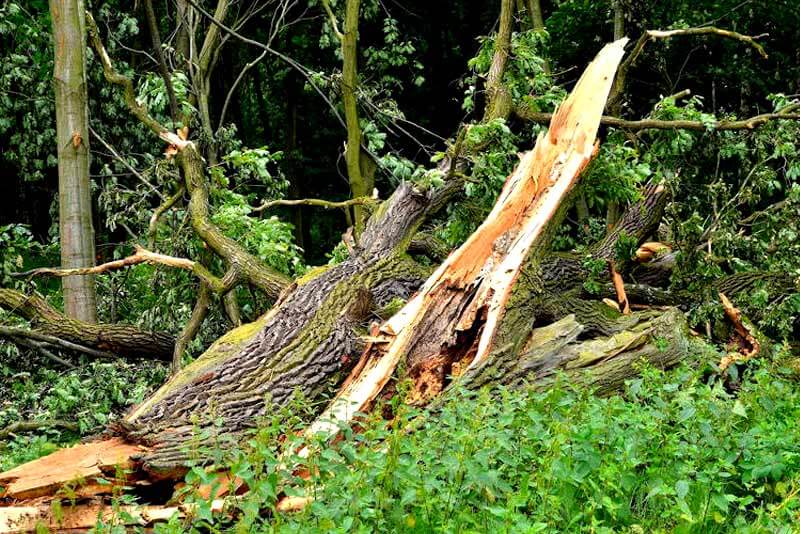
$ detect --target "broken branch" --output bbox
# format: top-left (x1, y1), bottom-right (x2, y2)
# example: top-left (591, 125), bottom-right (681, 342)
top-left (252, 196), bottom-right (376, 212)
top-left (0, 326), bottom-right (117, 360)
top-left (13, 245), bottom-right (230, 294)
top-left (514, 107), bottom-right (800, 131)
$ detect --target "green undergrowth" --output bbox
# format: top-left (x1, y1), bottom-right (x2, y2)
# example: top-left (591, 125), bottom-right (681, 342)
top-left (0, 359), bottom-right (168, 471)
top-left (114, 356), bottom-right (800, 533)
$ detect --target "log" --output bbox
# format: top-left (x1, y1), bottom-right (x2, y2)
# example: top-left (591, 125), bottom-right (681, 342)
top-left (459, 307), bottom-right (696, 395)
top-left (0, 289), bottom-right (174, 360)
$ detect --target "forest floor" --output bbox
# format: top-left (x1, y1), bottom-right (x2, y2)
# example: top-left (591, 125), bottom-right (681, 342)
top-left (2, 353), bottom-right (800, 532)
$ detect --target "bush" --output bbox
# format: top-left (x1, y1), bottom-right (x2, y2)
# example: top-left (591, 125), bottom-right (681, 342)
top-left (149, 360), bottom-right (800, 533)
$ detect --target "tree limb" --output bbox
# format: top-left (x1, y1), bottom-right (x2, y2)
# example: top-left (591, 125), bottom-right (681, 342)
top-left (320, 0), bottom-right (343, 40)
top-left (172, 281), bottom-right (212, 373)
top-left (0, 327), bottom-right (117, 360)
top-left (252, 196), bottom-right (376, 212)
top-left (86, 11), bottom-right (167, 136)
top-left (0, 288), bottom-right (175, 360)
top-left (0, 420), bottom-right (79, 440)
top-left (13, 245), bottom-right (230, 294)
top-left (148, 184), bottom-right (185, 248)
top-left (607, 26), bottom-right (768, 113)
top-left (514, 106), bottom-right (800, 131)
top-left (143, 0), bottom-right (180, 123)
top-left (7, 336), bottom-right (76, 369)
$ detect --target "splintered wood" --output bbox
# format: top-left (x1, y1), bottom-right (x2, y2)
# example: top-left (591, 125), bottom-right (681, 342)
top-left (718, 292), bottom-right (761, 371)
top-left (0, 438), bottom-right (143, 501)
top-left (303, 38), bottom-right (630, 443)
top-left (0, 499), bottom-right (226, 533)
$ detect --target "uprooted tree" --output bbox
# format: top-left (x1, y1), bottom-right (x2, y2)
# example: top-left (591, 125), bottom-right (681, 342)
top-left (1, 3), bottom-right (799, 529)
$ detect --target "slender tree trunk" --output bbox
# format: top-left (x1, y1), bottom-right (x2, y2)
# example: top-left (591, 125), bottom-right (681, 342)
top-left (175, 0), bottom-right (190, 61)
top-left (50, 0), bottom-right (97, 323)
top-left (606, 0), bottom-right (626, 228)
top-left (484, 0), bottom-right (515, 121)
top-left (341, 0), bottom-right (370, 234)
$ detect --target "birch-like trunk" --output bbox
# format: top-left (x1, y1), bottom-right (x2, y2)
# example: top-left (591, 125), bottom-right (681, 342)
top-left (50, 0), bottom-right (97, 323)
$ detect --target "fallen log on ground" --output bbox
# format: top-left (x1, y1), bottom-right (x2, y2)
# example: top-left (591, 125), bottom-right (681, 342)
top-left (0, 38), bottom-right (729, 530)
top-left (0, 288), bottom-right (175, 360)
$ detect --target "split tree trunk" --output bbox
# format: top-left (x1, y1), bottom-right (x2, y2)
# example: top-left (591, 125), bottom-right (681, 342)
top-left (0, 39), bottom-right (710, 525)
top-left (115, 38), bottom-right (631, 474)
top-left (50, 0), bottom-right (97, 323)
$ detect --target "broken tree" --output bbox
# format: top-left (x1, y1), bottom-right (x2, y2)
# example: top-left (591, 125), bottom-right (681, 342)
top-left (0, 38), bottom-right (712, 530)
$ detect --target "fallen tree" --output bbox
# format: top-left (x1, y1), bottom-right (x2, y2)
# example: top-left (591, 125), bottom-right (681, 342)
top-left (0, 288), bottom-right (174, 361)
top-left (0, 37), bottom-right (773, 531)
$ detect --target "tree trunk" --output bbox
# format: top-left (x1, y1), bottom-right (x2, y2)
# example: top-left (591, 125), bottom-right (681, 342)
top-left (50, 0), bottom-right (97, 323)
top-left (341, 0), bottom-right (371, 233)
top-left (484, 0), bottom-right (515, 121)
top-left (0, 289), bottom-right (174, 360)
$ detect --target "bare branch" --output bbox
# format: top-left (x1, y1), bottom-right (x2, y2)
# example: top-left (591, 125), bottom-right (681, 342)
top-left (608, 26), bottom-right (768, 113)
top-left (514, 106), bottom-right (800, 131)
top-left (0, 326), bottom-right (117, 360)
top-left (252, 196), bottom-right (376, 213)
top-left (217, 50), bottom-right (268, 130)
top-left (647, 27), bottom-right (767, 58)
top-left (89, 126), bottom-right (165, 200)
top-left (6, 335), bottom-right (75, 369)
top-left (14, 245), bottom-right (230, 294)
top-left (181, 0), bottom-right (347, 130)
top-left (143, 0), bottom-right (180, 123)
top-left (148, 184), bottom-right (186, 248)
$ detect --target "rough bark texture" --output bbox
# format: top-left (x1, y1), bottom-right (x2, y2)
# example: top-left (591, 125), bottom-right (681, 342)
top-left (120, 182), bottom-right (433, 475)
top-left (178, 146), bottom-right (291, 298)
top-left (459, 308), bottom-right (696, 395)
top-left (0, 289), bottom-right (174, 360)
top-left (50, 0), bottom-right (97, 323)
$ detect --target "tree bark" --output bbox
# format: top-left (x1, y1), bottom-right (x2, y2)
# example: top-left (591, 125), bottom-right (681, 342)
top-left (50, 0), bottom-right (97, 323)
top-left (484, 0), bottom-right (515, 121)
top-left (0, 289), bottom-right (174, 360)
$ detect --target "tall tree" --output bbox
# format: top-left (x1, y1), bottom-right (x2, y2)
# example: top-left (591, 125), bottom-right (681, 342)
top-left (322, 0), bottom-right (372, 233)
top-left (50, 0), bottom-right (97, 323)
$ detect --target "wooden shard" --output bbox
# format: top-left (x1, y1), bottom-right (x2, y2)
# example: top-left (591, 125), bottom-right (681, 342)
top-left (0, 438), bottom-right (143, 501)
top-left (302, 38), bottom-right (630, 445)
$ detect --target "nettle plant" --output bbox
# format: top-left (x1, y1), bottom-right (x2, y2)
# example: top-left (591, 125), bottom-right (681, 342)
top-left (149, 361), bottom-right (800, 533)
